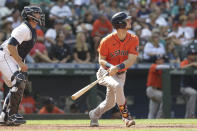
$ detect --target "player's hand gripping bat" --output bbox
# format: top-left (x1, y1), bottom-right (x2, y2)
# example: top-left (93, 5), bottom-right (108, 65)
top-left (71, 72), bottom-right (108, 100)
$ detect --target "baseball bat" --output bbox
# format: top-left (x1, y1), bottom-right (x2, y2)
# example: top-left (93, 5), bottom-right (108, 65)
top-left (71, 73), bottom-right (108, 100)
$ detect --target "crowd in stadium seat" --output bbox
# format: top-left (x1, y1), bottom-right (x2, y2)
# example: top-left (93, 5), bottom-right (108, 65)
top-left (0, 0), bottom-right (196, 64)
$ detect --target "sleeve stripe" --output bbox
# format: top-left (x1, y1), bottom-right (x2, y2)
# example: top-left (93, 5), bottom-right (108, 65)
top-left (8, 37), bottom-right (20, 46)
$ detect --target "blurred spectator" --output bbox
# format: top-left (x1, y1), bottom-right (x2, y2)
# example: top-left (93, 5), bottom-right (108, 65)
top-left (49, 0), bottom-right (72, 23)
top-left (30, 42), bottom-right (54, 63)
top-left (83, 11), bottom-right (94, 26)
top-left (91, 11), bottom-right (112, 38)
top-left (82, 11), bottom-right (94, 48)
top-left (88, 0), bottom-right (101, 17)
top-left (1, 18), bottom-right (13, 42)
top-left (45, 19), bottom-right (64, 49)
top-left (106, 0), bottom-right (120, 18)
top-left (74, 0), bottom-right (88, 18)
top-left (188, 29), bottom-right (197, 51)
top-left (171, 0), bottom-right (191, 19)
top-left (73, 32), bottom-right (91, 63)
top-left (154, 8), bottom-right (168, 27)
top-left (0, 2), bottom-right (12, 25)
top-left (30, 26), bottom-right (54, 63)
top-left (180, 47), bottom-right (197, 118)
top-left (20, 82), bottom-right (36, 114)
top-left (38, 97), bottom-right (64, 114)
top-left (49, 31), bottom-right (71, 63)
top-left (7, 9), bottom-right (22, 29)
top-left (140, 23), bottom-right (152, 40)
top-left (186, 10), bottom-right (197, 29)
top-left (159, 26), bottom-right (169, 44)
top-left (177, 16), bottom-right (194, 46)
top-left (137, 4), bottom-right (151, 21)
top-left (147, 13), bottom-right (158, 30)
top-left (62, 24), bottom-right (76, 51)
top-left (74, 0), bottom-right (90, 6)
top-left (146, 55), bottom-right (165, 119)
top-left (165, 37), bottom-right (180, 64)
top-left (143, 29), bottom-right (166, 62)
top-left (91, 11), bottom-right (112, 61)
top-left (168, 24), bottom-right (179, 38)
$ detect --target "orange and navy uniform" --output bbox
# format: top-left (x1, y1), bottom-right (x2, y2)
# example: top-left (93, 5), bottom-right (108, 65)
top-left (38, 106), bottom-right (64, 114)
top-left (91, 19), bottom-right (113, 37)
top-left (180, 59), bottom-right (197, 88)
top-left (98, 32), bottom-right (139, 72)
top-left (20, 96), bottom-right (36, 114)
top-left (147, 64), bottom-right (162, 89)
top-left (180, 59), bottom-right (189, 68)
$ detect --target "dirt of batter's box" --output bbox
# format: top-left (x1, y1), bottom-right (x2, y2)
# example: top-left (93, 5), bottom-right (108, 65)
top-left (0, 124), bottom-right (197, 130)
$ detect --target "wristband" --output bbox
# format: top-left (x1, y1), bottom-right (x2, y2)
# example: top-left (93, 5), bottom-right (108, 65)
top-left (105, 62), bottom-right (112, 68)
top-left (117, 63), bottom-right (125, 70)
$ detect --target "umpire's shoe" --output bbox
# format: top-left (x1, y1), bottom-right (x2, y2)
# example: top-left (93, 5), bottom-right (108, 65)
top-left (6, 114), bottom-right (26, 126)
top-left (89, 110), bottom-right (99, 127)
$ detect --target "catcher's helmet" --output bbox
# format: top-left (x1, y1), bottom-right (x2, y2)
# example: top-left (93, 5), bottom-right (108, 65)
top-left (111, 12), bottom-right (131, 29)
top-left (21, 6), bottom-right (45, 26)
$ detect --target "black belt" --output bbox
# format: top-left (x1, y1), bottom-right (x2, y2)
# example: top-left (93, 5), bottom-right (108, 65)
top-left (117, 71), bottom-right (126, 75)
top-left (152, 87), bottom-right (162, 90)
top-left (0, 48), bottom-right (3, 51)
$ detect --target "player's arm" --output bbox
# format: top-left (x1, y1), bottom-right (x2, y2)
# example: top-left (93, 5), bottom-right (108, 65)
top-left (121, 54), bottom-right (137, 69)
top-left (98, 54), bottom-right (111, 69)
top-left (8, 44), bottom-right (23, 64)
top-left (8, 43), bottom-right (27, 72)
top-left (181, 62), bottom-right (197, 69)
top-left (107, 54), bottom-right (137, 76)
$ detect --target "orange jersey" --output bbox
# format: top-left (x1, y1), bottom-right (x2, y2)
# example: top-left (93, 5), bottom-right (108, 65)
top-left (98, 32), bottom-right (139, 72)
top-left (147, 64), bottom-right (162, 89)
top-left (38, 106), bottom-right (64, 114)
top-left (91, 19), bottom-right (113, 37)
top-left (180, 59), bottom-right (189, 68)
top-left (20, 96), bottom-right (36, 114)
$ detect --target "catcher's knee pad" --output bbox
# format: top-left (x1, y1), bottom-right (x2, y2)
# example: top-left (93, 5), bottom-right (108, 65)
top-left (10, 71), bottom-right (26, 92)
top-left (8, 71), bottom-right (27, 115)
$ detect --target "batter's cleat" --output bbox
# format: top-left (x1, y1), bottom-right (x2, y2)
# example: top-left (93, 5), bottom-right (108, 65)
top-left (122, 117), bottom-right (135, 127)
top-left (6, 114), bottom-right (26, 126)
top-left (119, 104), bottom-right (135, 127)
top-left (89, 110), bottom-right (99, 127)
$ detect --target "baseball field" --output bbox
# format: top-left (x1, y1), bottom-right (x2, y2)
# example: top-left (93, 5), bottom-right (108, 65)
top-left (0, 119), bottom-right (197, 131)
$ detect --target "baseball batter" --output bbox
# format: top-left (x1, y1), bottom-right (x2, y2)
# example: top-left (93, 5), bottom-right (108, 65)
top-left (89, 12), bottom-right (139, 127)
top-left (0, 6), bottom-right (45, 126)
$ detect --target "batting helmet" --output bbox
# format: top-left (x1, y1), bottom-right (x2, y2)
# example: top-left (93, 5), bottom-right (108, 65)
top-left (21, 6), bottom-right (45, 26)
top-left (111, 12), bottom-right (131, 29)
